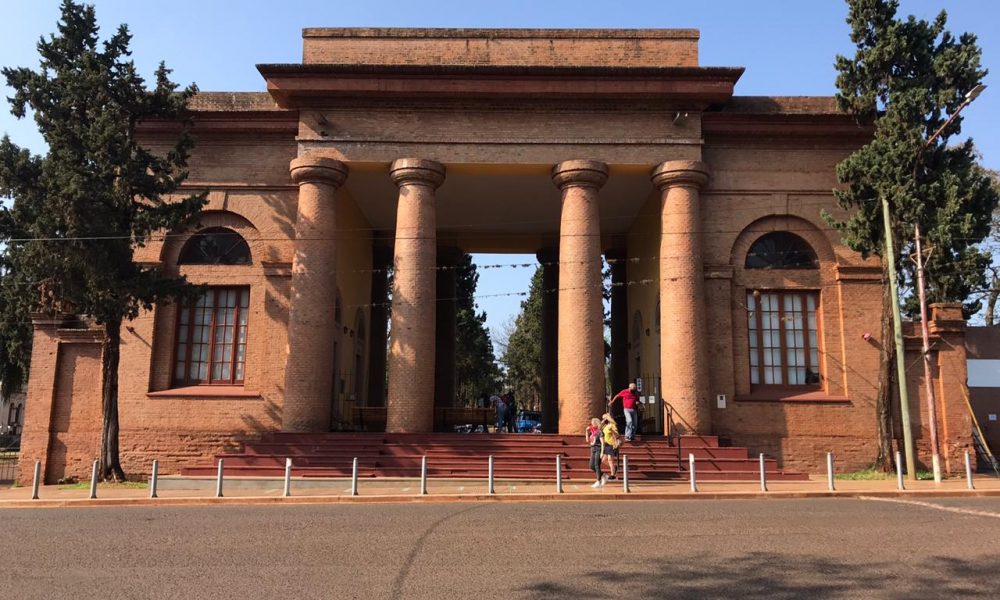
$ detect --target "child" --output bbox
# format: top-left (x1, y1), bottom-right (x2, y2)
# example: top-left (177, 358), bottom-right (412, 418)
top-left (586, 418), bottom-right (603, 488)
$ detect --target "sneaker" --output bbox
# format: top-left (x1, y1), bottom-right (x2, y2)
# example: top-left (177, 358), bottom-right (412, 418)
top-left (607, 476), bottom-right (618, 481)
top-left (591, 480), bottom-right (602, 488)
top-left (600, 474), bottom-right (608, 485)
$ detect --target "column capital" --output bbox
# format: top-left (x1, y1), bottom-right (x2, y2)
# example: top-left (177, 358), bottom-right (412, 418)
top-left (651, 160), bottom-right (710, 191)
top-left (552, 160), bottom-right (608, 191)
top-left (290, 155), bottom-right (348, 188)
top-left (390, 158), bottom-right (446, 189)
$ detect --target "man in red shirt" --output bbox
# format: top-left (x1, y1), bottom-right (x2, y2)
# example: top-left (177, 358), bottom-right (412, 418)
top-left (611, 383), bottom-right (640, 442)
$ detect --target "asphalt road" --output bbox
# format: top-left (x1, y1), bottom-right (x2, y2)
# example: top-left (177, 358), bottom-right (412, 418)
top-left (4, 497), bottom-right (1000, 599)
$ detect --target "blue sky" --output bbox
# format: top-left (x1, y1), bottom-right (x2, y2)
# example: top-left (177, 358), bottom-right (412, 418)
top-left (2, 1), bottom-right (998, 340)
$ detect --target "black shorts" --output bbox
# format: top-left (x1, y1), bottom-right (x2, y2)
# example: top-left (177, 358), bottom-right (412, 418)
top-left (602, 445), bottom-right (618, 458)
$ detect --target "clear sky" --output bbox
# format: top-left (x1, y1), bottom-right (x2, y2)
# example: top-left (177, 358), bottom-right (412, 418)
top-left (2, 1), bottom-right (998, 342)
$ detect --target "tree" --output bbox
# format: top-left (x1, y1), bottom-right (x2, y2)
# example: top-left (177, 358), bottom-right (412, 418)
top-left (453, 254), bottom-right (501, 405)
top-left (0, 1), bottom-right (204, 480)
top-left (499, 268), bottom-right (543, 408)
top-left (982, 168), bottom-right (1000, 326)
top-left (830, 0), bottom-right (998, 470)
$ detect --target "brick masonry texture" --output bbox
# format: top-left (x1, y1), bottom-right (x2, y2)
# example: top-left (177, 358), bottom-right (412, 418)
top-left (16, 28), bottom-right (974, 483)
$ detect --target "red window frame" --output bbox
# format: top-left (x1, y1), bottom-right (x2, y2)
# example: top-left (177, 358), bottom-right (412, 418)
top-left (747, 290), bottom-right (822, 388)
top-left (172, 286), bottom-right (250, 386)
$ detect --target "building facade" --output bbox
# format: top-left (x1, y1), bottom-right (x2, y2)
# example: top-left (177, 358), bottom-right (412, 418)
top-left (18, 28), bottom-right (973, 483)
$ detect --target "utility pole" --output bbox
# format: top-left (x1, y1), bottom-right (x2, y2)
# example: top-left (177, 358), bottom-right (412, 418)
top-left (911, 83), bottom-right (986, 483)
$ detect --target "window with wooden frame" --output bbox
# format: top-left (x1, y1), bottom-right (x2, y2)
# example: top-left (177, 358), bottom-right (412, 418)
top-left (173, 287), bottom-right (250, 386)
top-left (747, 291), bottom-right (821, 387)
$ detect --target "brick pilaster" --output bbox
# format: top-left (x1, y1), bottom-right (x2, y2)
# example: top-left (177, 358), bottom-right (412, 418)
top-left (606, 247), bottom-right (630, 395)
top-left (386, 159), bottom-right (445, 433)
top-left (537, 248), bottom-right (560, 433)
top-left (652, 160), bottom-right (711, 435)
top-left (283, 156), bottom-right (348, 432)
top-left (366, 243), bottom-right (392, 409)
top-left (552, 160), bottom-right (608, 435)
top-left (434, 246), bottom-right (462, 430)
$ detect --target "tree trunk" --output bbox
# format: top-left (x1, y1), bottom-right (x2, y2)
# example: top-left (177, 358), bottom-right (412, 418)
top-left (100, 319), bottom-right (126, 481)
top-left (987, 272), bottom-right (999, 327)
top-left (874, 259), bottom-right (896, 472)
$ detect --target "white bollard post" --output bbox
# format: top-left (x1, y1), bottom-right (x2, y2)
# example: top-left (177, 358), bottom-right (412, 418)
top-left (89, 460), bottom-right (99, 499)
top-left (351, 457), bottom-right (359, 496)
top-left (555, 455), bottom-right (563, 493)
top-left (488, 455), bottom-right (495, 495)
top-left (932, 454), bottom-right (942, 484)
top-left (689, 453), bottom-right (697, 493)
top-left (965, 451), bottom-right (975, 490)
top-left (420, 455), bottom-right (428, 495)
top-left (623, 455), bottom-right (630, 493)
top-left (759, 453), bottom-right (767, 493)
top-left (215, 459), bottom-right (224, 498)
top-left (895, 451), bottom-right (905, 491)
top-left (283, 458), bottom-right (292, 498)
top-left (31, 460), bottom-right (41, 500)
top-left (149, 459), bottom-right (159, 499)
top-left (827, 452), bottom-right (835, 492)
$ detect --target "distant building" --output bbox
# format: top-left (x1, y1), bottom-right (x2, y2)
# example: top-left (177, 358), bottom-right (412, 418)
top-left (966, 327), bottom-right (1000, 455)
top-left (1, 384), bottom-right (26, 442)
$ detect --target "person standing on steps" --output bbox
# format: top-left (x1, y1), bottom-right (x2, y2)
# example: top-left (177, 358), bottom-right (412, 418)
top-left (600, 413), bottom-right (621, 483)
top-left (610, 382), bottom-right (640, 442)
top-left (586, 418), bottom-right (603, 488)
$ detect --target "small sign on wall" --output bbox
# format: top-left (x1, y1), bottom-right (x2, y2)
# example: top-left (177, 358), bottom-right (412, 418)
top-left (990, 414), bottom-right (997, 422)
top-left (717, 394), bottom-right (727, 409)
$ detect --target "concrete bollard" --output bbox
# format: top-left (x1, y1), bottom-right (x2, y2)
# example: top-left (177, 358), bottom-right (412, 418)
top-left (351, 457), bottom-right (359, 496)
top-left (895, 451), bottom-right (905, 491)
top-left (555, 455), bottom-right (563, 493)
top-left (622, 455), bottom-right (630, 493)
top-left (283, 458), bottom-right (292, 498)
top-left (759, 453), bottom-right (767, 493)
top-left (420, 456), bottom-right (428, 495)
top-left (149, 459), bottom-right (159, 499)
top-left (827, 453), bottom-right (835, 491)
top-left (488, 455), bottom-right (495, 495)
top-left (932, 454), bottom-right (942, 484)
top-left (216, 459), bottom-right (224, 498)
top-left (965, 451), bottom-right (975, 490)
top-left (89, 460), bottom-right (99, 499)
top-left (689, 454), bottom-right (697, 493)
top-left (31, 460), bottom-right (41, 500)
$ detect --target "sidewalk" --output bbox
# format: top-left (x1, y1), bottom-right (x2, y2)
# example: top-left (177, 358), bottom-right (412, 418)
top-left (3, 475), bottom-right (1000, 508)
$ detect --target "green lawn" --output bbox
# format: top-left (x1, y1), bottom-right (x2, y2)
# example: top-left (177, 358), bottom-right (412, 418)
top-left (835, 466), bottom-right (940, 481)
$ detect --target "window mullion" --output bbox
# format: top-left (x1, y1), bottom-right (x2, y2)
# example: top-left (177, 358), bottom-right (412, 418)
top-left (207, 288), bottom-right (220, 384)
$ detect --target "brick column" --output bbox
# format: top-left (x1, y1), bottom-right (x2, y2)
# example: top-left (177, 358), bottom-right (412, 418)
top-left (434, 247), bottom-right (461, 431)
top-left (366, 243), bottom-right (392, 409)
top-left (537, 248), bottom-right (559, 433)
top-left (386, 159), bottom-right (445, 433)
top-left (652, 160), bottom-right (711, 435)
top-left (552, 160), bottom-right (608, 434)
top-left (606, 248), bottom-right (629, 395)
top-left (283, 156), bottom-right (348, 432)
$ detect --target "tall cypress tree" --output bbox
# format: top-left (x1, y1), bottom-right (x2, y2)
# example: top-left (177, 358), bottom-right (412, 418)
top-left (831, 0), bottom-right (997, 469)
top-left (454, 254), bottom-right (501, 404)
top-left (0, 1), bottom-right (204, 479)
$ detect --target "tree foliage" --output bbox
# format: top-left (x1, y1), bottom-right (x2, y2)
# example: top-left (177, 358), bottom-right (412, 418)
top-left (454, 254), bottom-right (501, 404)
top-left (0, 1), bottom-right (204, 479)
top-left (499, 268), bottom-right (543, 408)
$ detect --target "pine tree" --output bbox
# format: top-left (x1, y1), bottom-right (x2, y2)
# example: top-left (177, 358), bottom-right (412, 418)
top-left (0, 1), bottom-right (204, 480)
top-left (453, 254), bottom-right (501, 404)
top-left (500, 268), bottom-right (544, 408)
top-left (831, 0), bottom-right (998, 469)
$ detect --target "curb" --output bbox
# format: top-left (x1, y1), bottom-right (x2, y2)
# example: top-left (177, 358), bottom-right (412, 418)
top-left (2, 488), bottom-right (999, 509)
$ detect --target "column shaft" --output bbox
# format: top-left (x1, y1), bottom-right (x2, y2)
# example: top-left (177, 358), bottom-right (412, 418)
top-left (553, 160), bottom-right (608, 435)
top-left (283, 156), bottom-right (348, 432)
top-left (434, 248), bottom-right (460, 430)
top-left (386, 159), bottom-right (445, 433)
top-left (653, 160), bottom-right (711, 435)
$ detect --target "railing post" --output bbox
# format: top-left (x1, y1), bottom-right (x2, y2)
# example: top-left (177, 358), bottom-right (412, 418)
top-left (827, 452), bottom-right (835, 492)
top-left (215, 458), bottom-right (224, 498)
top-left (965, 451), bottom-right (975, 490)
top-left (283, 458), bottom-right (292, 497)
top-left (488, 455), bottom-right (495, 495)
top-left (689, 453), bottom-right (697, 493)
top-left (149, 459), bottom-right (159, 499)
top-left (622, 455), bottom-right (630, 493)
top-left (420, 455), bottom-right (428, 495)
top-left (89, 460), bottom-right (99, 499)
top-left (351, 457), bottom-right (359, 496)
top-left (555, 454), bottom-right (563, 493)
top-left (758, 453), bottom-right (767, 493)
top-left (895, 451), bottom-right (905, 491)
top-left (31, 460), bottom-right (41, 500)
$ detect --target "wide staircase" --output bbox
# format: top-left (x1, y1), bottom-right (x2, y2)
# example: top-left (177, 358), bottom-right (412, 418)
top-left (181, 433), bottom-right (809, 482)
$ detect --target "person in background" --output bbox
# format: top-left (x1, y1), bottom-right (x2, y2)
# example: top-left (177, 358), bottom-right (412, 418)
top-left (600, 412), bottom-right (621, 482)
top-left (491, 393), bottom-right (505, 433)
top-left (586, 418), bottom-right (603, 488)
top-left (506, 392), bottom-right (518, 433)
top-left (610, 382), bottom-right (640, 442)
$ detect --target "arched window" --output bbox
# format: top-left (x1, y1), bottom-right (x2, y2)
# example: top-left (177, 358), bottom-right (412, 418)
top-left (178, 227), bottom-right (251, 265)
top-left (745, 232), bottom-right (818, 270)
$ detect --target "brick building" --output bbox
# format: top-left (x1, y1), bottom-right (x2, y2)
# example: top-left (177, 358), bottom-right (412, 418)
top-left (18, 28), bottom-right (973, 483)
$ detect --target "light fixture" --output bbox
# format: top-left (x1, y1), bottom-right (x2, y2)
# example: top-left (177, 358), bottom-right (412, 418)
top-left (966, 83), bottom-right (986, 102)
